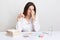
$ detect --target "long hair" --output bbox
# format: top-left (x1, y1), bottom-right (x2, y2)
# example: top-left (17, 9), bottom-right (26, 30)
top-left (23, 2), bottom-right (36, 16)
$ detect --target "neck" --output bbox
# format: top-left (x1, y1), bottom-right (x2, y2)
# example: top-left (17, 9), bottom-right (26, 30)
top-left (25, 15), bottom-right (31, 22)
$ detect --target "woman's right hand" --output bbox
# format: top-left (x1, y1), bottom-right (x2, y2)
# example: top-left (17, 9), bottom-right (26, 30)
top-left (17, 13), bottom-right (25, 21)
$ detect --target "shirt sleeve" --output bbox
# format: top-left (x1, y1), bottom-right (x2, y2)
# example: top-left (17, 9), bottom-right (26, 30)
top-left (16, 18), bottom-right (23, 32)
top-left (33, 17), bottom-right (40, 32)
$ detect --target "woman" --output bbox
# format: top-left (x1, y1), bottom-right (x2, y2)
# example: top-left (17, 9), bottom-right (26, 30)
top-left (16, 2), bottom-right (40, 32)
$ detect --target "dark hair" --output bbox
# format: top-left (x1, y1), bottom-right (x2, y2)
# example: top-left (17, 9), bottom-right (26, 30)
top-left (23, 2), bottom-right (36, 16)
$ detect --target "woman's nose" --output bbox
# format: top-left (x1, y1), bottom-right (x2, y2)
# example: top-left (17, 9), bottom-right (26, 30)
top-left (30, 10), bottom-right (32, 12)
top-left (31, 10), bottom-right (33, 12)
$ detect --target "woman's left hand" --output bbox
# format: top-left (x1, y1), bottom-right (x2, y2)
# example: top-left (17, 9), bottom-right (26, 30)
top-left (31, 10), bottom-right (36, 21)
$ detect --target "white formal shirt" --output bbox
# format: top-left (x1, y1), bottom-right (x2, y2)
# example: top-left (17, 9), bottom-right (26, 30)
top-left (16, 17), bottom-right (40, 32)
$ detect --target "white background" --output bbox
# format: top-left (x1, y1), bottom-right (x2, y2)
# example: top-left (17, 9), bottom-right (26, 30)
top-left (0, 0), bottom-right (60, 31)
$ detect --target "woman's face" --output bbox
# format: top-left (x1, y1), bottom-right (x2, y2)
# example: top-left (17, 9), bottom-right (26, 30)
top-left (27, 5), bottom-right (34, 17)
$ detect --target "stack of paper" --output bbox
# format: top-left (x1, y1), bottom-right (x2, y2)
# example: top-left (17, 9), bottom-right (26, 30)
top-left (6, 29), bottom-right (20, 37)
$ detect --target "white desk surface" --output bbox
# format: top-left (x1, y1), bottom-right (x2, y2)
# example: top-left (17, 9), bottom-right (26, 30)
top-left (0, 31), bottom-right (60, 40)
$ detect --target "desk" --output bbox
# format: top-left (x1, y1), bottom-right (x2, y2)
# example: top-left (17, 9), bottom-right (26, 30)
top-left (0, 32), bottom-right (60, 40)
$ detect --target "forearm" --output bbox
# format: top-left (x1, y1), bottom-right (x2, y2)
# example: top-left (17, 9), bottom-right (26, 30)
top-left (32, 18), bottom-right (40, 32)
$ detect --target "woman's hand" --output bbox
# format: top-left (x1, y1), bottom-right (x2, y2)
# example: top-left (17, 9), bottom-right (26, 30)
top-left (17, 13), bottom-right (25, 21)
top-left (31, 10), bottom-right (36, 21)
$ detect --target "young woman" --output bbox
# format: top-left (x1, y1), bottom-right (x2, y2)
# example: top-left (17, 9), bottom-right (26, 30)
top-left (16, 2), bottom-right (40, 32)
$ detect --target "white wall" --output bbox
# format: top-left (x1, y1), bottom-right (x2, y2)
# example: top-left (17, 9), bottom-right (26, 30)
top-left (0, 0), bottom-right (60, 31)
